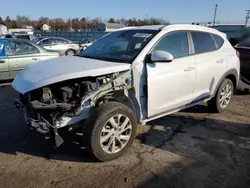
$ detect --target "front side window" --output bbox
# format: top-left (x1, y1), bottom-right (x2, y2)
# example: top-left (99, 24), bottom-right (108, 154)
top-left (191, 32), bottom-right (216, 54)
top-left (152, 31), bottom-right (189, 58)
top-left (8, 41), bottom-right (39, 55)
top-left (80, 29), bottom-right (158, 63)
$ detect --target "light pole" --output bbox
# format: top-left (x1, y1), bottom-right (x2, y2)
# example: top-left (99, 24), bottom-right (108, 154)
top-left (246, 10), bottom-right (250, 26)
top-left (213, 4), bottom-right (218, 26)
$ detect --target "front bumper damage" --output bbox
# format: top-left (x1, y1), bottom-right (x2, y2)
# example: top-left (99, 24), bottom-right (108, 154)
top-left (14, 98), bottom-right (65, 147)
top-left (13, 70), bottom-right (137, 148)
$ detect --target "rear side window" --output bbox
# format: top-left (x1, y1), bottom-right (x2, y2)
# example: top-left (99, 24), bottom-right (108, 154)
top-left (191, 32), bottom-right (216, 54)
top-left (56, 39), bottom-right (68, 44)
top-left (212, 34), bottom-right (224, 49)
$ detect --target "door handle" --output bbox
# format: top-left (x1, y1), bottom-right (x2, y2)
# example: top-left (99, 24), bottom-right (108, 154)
top-left (184, 67), bottom-right (195, 71)
top-left (32, 58), bottom-right (39, 61)
top-left (0, 60), bottom-right (5, 63)
top-left (216, 58), bottom-right (225, 63)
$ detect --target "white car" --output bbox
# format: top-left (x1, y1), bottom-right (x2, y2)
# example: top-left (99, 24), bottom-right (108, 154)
top-left (12, 25), bottom-right (240, 161)
top-left (79, 38), bottom-right (94, 50)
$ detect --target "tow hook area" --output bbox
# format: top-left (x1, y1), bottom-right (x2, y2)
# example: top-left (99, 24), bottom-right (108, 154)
top-left (14, 98), bottom-right (64, 147)
top-left (14, 98), bottom-right (23, 109)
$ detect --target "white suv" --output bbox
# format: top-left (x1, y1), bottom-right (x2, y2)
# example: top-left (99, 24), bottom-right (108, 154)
top-left (13, 25), bottom-right (240, 161)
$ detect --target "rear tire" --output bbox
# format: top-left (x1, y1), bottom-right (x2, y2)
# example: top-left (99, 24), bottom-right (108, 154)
top-left (84, 102), bottom-right (137, 161)
top-left (208, 78), bottom-right (234, 113)
top-left (65, 49), bottom-right (76, 56)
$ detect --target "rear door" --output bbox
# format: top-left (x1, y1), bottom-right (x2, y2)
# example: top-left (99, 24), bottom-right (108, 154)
top-left (8, 40), bottom-right (41, 78)
top-left (52, 38), bottom-right (69, 54)
top-left (0, 40), bottom-right (10, 80)
top-left (191, 31), bottom-right (227, 101)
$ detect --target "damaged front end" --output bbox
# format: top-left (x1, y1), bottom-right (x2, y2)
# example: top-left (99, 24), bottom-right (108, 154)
top-left (14, 71), bottom-right (134, 147)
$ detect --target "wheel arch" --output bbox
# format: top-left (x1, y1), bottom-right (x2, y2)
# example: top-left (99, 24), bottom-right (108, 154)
top-left (65, 48), bottom-right (76, 55)
top-left (95, 90), bottom-right (141, 123)
top-left (212, 69), bottom-right (238, 97)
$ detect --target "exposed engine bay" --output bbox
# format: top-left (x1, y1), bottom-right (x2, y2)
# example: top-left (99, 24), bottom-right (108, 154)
top-left (15, 71), bottom-right (135, 147)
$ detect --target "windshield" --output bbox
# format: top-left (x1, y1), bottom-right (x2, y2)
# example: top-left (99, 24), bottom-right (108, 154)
top-left (80, 29), bottom-right (158, 63)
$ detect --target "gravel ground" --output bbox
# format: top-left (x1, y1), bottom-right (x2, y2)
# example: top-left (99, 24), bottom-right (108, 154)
top-left (0, 85), bottom-right (249, 188)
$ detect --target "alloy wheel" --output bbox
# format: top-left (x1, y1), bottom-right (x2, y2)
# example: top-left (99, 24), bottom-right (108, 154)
top-left (100, 114), bottom-right (132, 154)
top-left (219, 83), bottom-right (232, 108)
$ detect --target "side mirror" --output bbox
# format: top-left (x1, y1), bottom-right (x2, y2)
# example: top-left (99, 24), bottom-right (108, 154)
top-left (151, 50), bottom-right (174, 63)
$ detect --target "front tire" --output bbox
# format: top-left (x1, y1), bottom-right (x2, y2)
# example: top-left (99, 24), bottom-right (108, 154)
top-left (208, 78), bottom-right (234, 113)
top-left (84, 102), bottom-right (137, 161)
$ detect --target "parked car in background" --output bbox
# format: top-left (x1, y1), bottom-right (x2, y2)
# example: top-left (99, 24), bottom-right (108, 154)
top-left (15, 34), bottom-right (37, 41)
top-left (235, 37), bottom-right (250, 92)
top-left (12, 25), bottom-right (239, 161)
top-left (0, 34), bottom-right (17, 39)
top-left (34, 37), bottom-right (81, 56)
top-left (0, 38), bottom-right (59, 81)
top-left (0, 34), bottom-right (37, 41)
top-left (212, 25), bottom-right (250, 46)
top-left (79, 38), bottom-right (94, 50)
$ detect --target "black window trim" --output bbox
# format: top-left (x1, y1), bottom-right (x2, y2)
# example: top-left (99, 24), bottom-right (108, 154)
top-left (147, 30), bottom-right (192, 60)
top-left (189, 31), bottom-right (220, 55)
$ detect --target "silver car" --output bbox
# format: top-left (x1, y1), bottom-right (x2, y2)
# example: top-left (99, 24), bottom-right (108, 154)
top-left (34, 37), bottom-right (81, 56)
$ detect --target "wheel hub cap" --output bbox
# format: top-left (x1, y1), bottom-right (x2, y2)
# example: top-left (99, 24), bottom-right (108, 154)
top-left (100, 114), bottom-right (132, 154)
top-left (219, 83), bottom-right (232, 108)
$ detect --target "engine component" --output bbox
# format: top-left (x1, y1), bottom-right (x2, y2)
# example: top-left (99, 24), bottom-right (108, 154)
top-left (59, 87), bottom-right (73, 102)
top-left (42, 87), bottom-right (52, 103)
top-left (31, 100), bottom-right (72, 111)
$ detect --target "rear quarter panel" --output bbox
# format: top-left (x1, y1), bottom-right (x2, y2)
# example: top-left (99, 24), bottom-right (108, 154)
top-left (223, 39), bottom-right (240, 82)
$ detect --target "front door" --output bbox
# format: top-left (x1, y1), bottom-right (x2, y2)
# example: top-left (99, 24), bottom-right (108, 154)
top-left (147, 31), bottom-right (196, 118)
top-left (7, 40), bottom-right (41, 78)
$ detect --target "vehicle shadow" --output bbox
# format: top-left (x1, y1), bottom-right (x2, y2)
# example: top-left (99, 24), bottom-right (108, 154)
top-left (0, 79), bottom-right (13, 85)
top-left (0, 104), bottom-right (249, 166)
top-left (136, 111), bottom-right (250, 188)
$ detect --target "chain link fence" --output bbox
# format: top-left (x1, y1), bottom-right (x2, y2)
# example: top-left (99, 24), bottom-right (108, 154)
top-left (34, 30), bottom-right (109, 41)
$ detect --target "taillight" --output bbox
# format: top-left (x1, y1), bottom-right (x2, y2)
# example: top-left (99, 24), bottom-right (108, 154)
top-left (58, 51), bottom-right (61, 56)
top-left (236, 50), bottom-right (240, 57)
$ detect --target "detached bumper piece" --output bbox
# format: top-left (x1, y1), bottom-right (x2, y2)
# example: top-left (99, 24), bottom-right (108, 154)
top-left (15, 98), bottom-right (65, 147)
top-left (30, 119), bottom-right (64, 147)
top-left (30, 120), bottom-right (50, 140)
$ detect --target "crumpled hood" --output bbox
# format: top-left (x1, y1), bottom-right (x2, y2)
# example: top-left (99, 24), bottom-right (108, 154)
top-left (12, 56), bottom-right (131, 94)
